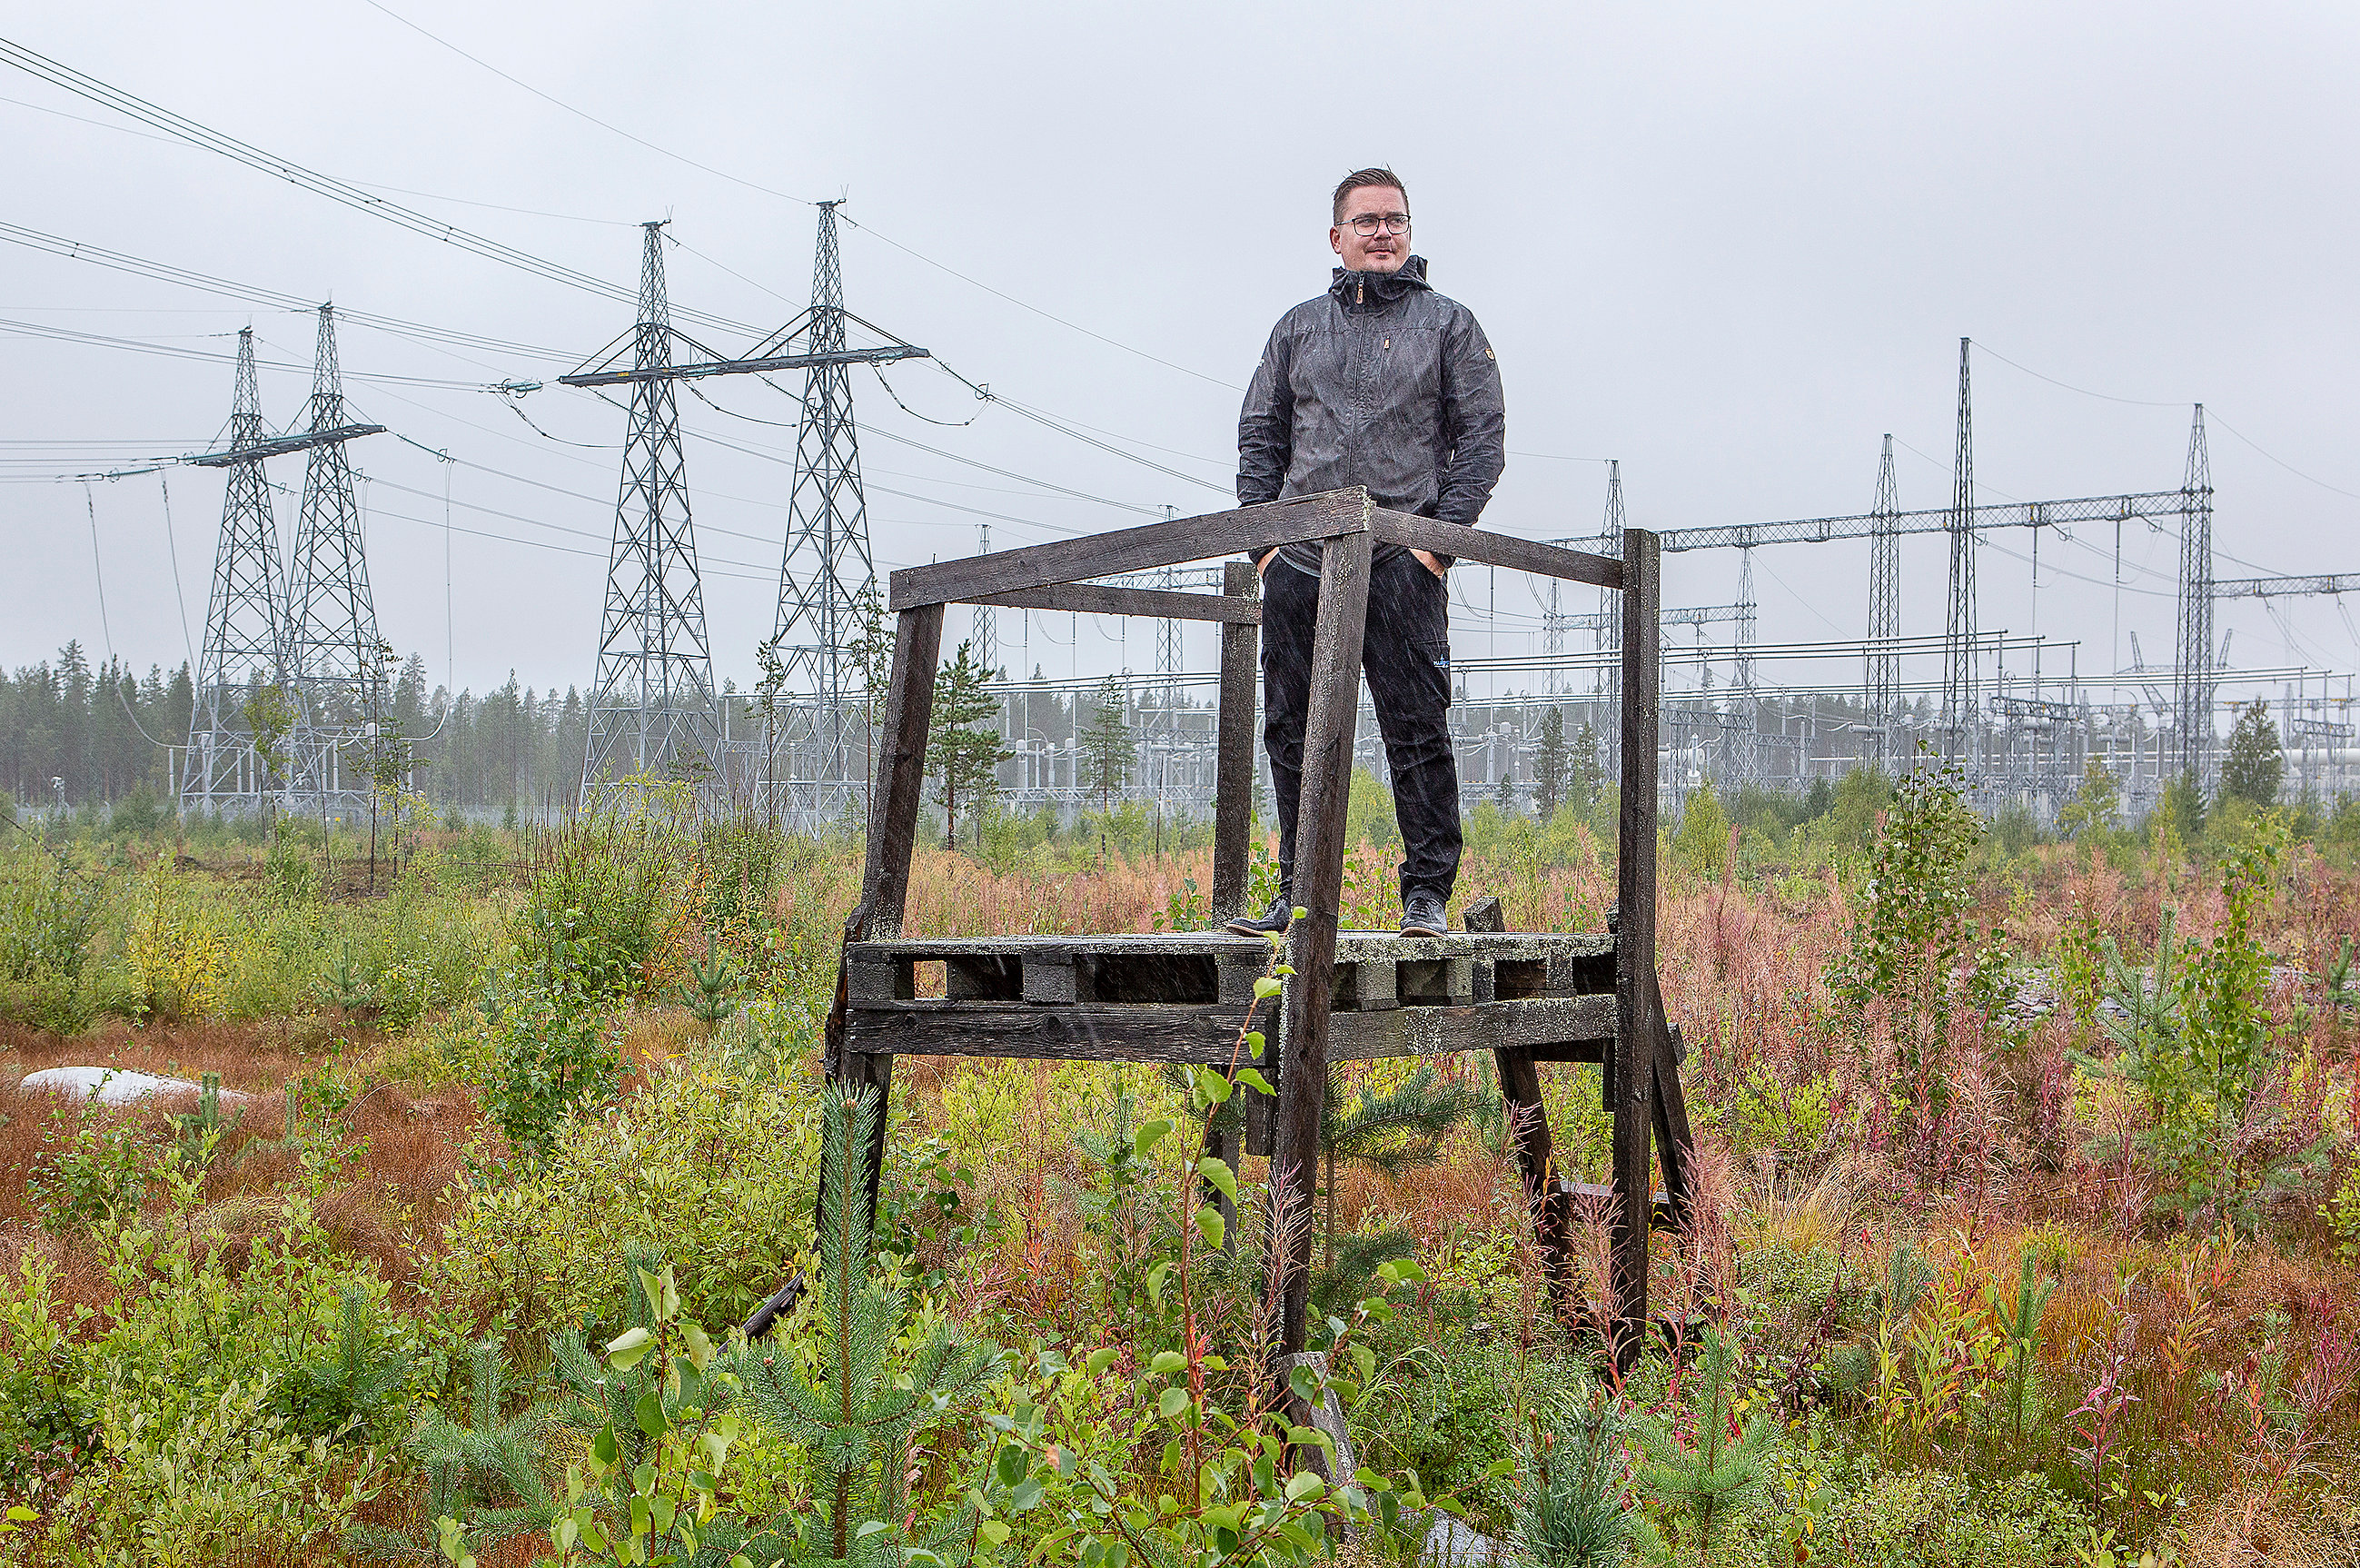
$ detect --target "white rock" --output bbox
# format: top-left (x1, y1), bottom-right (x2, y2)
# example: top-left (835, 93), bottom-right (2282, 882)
top-left (17, 1067), bottom-right (250, 1106)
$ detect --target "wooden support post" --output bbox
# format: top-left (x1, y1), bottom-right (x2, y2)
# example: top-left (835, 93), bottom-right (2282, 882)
top-left (1213, 561), bottom-right (1259, 925)
top-left (838, 602), bottom-right (944, 1224)
top-left (1464, 897), bottom-right (1573, 1312)
top-left (1649, 970), bottom-right (1699, 1234)
top-left (1269, 530), bottom-right (1373, 1354)
top-left (1611, 529), bottom-right (1661, 1365)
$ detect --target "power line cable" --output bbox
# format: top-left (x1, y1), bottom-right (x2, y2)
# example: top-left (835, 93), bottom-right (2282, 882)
top-left (346, 2), bottom-right (1276, 400)
top-left (80, 481), bottom-right (177, 748)
top-left (0, 222), bottom-right (578, 362)
top-left (155, 472), bottom-right (198, 676)
top-left (0, 36), bottom-right (759, 335)
top-left (3, 314), bottom-right (492, 389)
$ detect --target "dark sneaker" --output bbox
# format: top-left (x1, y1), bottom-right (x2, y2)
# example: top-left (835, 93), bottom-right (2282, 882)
top-left (1225, 893), bottom-right (1294, 937)
top-left (1399, 893), bottom-right (1448, 938)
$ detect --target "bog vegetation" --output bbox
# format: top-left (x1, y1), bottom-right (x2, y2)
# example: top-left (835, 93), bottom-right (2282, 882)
top-left (1, 759), bottom-right (2358, 1566)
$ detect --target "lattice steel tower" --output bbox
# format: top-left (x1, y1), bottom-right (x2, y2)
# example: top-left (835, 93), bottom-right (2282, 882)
top-left (2172, 403), bottom-right (2215, 784)
top-left (185, 329), bottom-right (296, 810)
top-left (773, 201), bottom-right (876, 788)
top-left (1867, 433), bottom-right (1901, 745)
top-left (286, 305), bottom-right (385, 771)
top-left (1940, 338), bottom-right (1977, 761)
top-left (584, 222), bottom-right (720, 789)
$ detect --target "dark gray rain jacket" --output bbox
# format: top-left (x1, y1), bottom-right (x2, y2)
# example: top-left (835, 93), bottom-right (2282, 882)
top-left (1235, 254), bottom-right (1506, 574)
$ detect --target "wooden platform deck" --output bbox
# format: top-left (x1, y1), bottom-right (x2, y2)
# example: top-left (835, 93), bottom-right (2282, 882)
top-left (843, 930), bottom-right (1619, 1065)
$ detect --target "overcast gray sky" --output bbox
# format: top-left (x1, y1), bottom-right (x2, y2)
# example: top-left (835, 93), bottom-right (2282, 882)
top-left (5, 1), bottom-right (2355, 716)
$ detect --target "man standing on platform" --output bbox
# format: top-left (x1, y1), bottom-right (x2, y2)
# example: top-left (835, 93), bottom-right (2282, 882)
top-left (1227, 166), bottom-right (1506, 938)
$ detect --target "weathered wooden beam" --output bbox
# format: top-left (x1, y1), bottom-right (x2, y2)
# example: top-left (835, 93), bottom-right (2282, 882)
top-left (1366, 509), bottom-right (1623, 589)
top-left (888, 490), bottom-right (1368, 610)
top-left (859, 605), bottom-right (946, 942)
top-left (846, 930), bottom-right (1613, 963)
top-left (843, 995), bottom-right (1612, 1064)
top-left (1466, 897), bottom-right (1577, 1314)
top-left (1271, 531), bottom-right (1373, 1354)
top-left (1212, 561), bottom-right (1259, 925)
top-left (965, 581), bottom-right (1262, 623)
top-left (1649, 971), bottom-right (1699, 1235)
top-left (838, 602), bottom-right (945, 1227)
top-left (846, 1003), bottom-right (1247, 1063)
top-left (1611, 528), bottom-right (1661, 1366)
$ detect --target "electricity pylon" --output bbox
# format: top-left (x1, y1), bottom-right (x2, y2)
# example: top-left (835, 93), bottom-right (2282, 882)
top-left (285, 303), bottom-right (390, 809)
top-left (184, 329), bottom-right (295, 811)
top-left (581, 222), bottom-right (721, 791)
top-left (1867, 434), bottom-right (1900, 749)
top-left (1941, 338), bottom-right (1976, 762)
top-left (554, 207), bottom-right (929, 823)
top-left (2172, 403), bottom-right (2214, 784)
top-left (773, 201), bottom-right (884, 805)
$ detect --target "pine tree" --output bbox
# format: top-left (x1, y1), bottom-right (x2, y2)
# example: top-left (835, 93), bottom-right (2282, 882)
top-left (1319, 1061), bottom-right (1490, 1266)
top-left (1079, 674), bottom-right (1135, 819)
top-left (927, 640), bottom-right (1011, 849)
top-left (2220, 700), bottom-right (2284, 808)
top-left (1629, 1325), bottom-right (1773, 1564)
top-left (1571, 719), bottom-right (1604, 814)
top-left (731, 1085), bottom-right (1001, 1568)
top-left (1534, 708), bottom-right (1570, 821)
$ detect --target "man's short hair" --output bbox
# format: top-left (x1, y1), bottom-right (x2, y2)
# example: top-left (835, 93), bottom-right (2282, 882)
top-left (1332, 166), bottom-right (1407, 224)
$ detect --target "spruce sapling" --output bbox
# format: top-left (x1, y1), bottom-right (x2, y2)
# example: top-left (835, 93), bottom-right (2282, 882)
top-left (348, 1340), bottom-right (553, 1563)
top-left (729, 1082), bottom-right (1001, 1568)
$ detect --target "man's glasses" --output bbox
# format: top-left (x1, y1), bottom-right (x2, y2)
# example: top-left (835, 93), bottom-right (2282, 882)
top-left (1345, 213), bottom-right (1412, 236)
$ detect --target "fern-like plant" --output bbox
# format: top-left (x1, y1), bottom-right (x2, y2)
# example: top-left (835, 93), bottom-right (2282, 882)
top-left (729, 1082), bottom-right (1002, 1568)
top-left (1629, 1326), bottom-right (1773, 1565)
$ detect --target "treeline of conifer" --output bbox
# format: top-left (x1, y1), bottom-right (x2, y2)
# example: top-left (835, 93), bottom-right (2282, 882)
top-left (0, 641), bottom-right (596, 817)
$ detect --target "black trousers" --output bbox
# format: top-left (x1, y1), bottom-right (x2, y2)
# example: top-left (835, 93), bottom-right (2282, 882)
top-left (1261, 547), bottom-right (1462, 905)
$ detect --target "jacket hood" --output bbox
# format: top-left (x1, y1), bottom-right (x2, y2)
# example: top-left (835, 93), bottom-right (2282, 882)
top-left (1330, 253), bottom-right (1430, 306)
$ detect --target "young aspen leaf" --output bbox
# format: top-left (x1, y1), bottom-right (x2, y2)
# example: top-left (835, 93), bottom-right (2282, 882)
top-left (1135, 1119), bottom-right (1173, 1159)
top-left (1085, 1347), bottom-right (1120, 1376)
top-left (1148, 1350), bottom-right (1188, 1375)
top-left (1197, 1156), bottom-right (1240, 1204)
top-left (606, 1326), bottom-right (654, 1370)
top-left (1254, 977), bottom-right (1284, 1000)
top-left (1196, 1206), bottom-right (1225, 1249)
top-left (1274, 964), bottom-right (1296, 977)
top-left (1235, 1067), bottom-right (1274, 1094)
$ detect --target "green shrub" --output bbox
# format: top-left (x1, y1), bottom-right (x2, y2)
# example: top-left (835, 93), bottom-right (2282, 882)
top-left (28, 1098), bottom-right (150, 1235)
top-left (515, 805), bottom-right (686, 1001)
top-left (43, 1374), bottom-right (379, 1567)
top-left (479, 980), bottom-right (622, 1159)
top-left (437, 1050), bottom-right (820, 1342)
top-left (0, 1260), bottom-right (96, 1490)
top-left (1809, 1466), bottom-right (2088, 1567)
